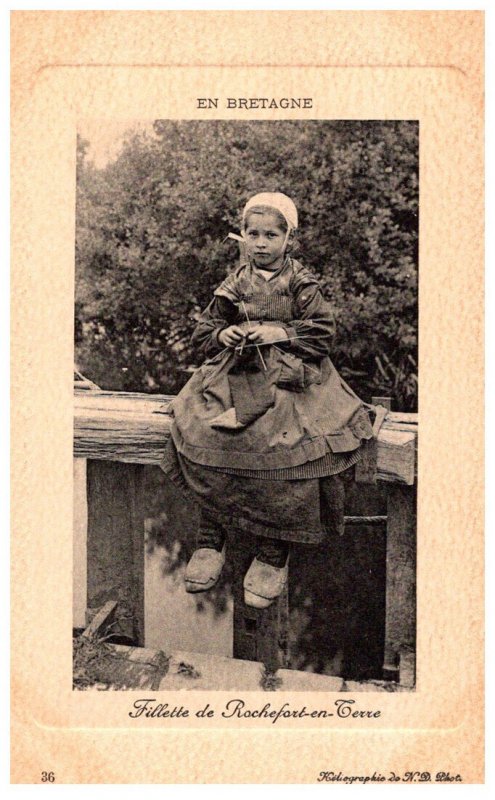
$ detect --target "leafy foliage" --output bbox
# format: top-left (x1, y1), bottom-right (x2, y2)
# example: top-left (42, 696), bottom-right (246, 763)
top-left (76, 120), bottom-right (418, 409)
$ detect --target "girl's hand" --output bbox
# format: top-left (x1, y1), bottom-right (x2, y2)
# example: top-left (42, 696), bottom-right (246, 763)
top-left (246, 325), bottom-right (289, 345)
top-left (218, 325), bottom-right (245, 348)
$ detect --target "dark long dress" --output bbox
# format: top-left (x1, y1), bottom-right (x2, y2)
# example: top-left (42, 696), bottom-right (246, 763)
top-left (160, 257), bottom-right (374, 543)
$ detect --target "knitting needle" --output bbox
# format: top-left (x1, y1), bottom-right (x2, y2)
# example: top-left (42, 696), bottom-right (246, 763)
top-left (241, 300), bottom-right (267, 371)
top-left (236, 332), bottom-right (333, 349)
top-left (217, 340), bottom-right (319, 378)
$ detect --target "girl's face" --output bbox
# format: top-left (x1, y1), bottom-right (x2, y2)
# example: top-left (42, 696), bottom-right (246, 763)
top-left (243, 211), bottom-right (289, 270)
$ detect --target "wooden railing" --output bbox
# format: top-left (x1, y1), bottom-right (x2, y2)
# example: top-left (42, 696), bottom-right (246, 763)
top-left (74, 387), bottom-right (417, 686)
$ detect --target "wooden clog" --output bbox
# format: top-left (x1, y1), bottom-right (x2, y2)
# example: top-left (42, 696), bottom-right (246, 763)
top-left (243, 557), bottom-right (288, 609)
top-left (184, 546), bottom-right (226, 593)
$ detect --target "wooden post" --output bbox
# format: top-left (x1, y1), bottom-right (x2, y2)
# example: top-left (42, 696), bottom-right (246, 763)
top-left (383, 483), bottom-right (416, 685)
top-left (230, 533), bottom-right (289, 672)
top-left (355, 396), bottom-right (393, 484)
top-left (86, 460), bottom-right (145, 646)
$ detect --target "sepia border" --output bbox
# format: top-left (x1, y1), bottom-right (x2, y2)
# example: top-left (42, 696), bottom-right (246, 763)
top-left (11, 11), bottom-right (484, 783)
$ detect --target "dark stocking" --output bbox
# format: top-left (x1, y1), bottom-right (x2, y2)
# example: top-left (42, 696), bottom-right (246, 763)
top-left (256, 537), bottom-right (290, 568)
top-left (196, 509), bottom-right (226, 552)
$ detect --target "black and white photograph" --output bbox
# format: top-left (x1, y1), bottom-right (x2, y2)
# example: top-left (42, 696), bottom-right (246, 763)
top-left (73, 119), bottom-right (418, 693)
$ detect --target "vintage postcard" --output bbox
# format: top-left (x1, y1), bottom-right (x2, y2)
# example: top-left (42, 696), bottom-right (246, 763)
top-left (11, 10), bottom-right (484, 784)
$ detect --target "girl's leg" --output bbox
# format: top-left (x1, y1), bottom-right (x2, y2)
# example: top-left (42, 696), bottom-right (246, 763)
top-left (185, 509), bottom-right (226, 593)
top-left (244, 537), bottom-right (290, 609)
top-left (196, 508), bottom-right (226, 552)
top-left (256, 536), bottom-right (290, 568)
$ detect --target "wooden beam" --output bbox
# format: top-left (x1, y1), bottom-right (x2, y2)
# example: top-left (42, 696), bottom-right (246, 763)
top-left (74, 391), bottom-right (173, 464)
top-left (74, 390), bottom-right (417, 485)
top-left (376, 428), bottom-right (416, 485)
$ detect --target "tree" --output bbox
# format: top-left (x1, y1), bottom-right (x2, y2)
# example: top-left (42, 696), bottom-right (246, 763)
top-left (76, 120), bottom-right (418, 409)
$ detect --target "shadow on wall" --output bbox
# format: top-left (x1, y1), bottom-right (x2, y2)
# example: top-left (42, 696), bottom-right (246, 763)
top-left (145, 465), bottom-right (387, 681)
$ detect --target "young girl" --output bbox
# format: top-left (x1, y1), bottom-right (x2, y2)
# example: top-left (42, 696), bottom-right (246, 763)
top-left (160, 192), bottom-right (375, 609)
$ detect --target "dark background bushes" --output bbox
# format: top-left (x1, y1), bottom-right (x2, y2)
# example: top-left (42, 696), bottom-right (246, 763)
top-left (76, 119), bottom-right (418, 410)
